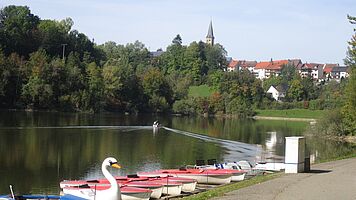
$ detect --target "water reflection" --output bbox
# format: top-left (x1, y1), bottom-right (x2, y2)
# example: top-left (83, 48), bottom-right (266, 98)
top-left (0, 111), bottom-right (355, 195)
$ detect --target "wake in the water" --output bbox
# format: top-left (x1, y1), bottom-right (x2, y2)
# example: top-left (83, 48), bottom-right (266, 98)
top-left (162, 127), bottom-right (262, 163)
top-left (0, 125), bottom-right (153, 130)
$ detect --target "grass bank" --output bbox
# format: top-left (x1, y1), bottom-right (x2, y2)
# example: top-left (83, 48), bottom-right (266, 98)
top-left (255, 109), bottom-right (326, 119)
top-left (181, 173), bottom-right (281, 200)
top-left (188, 85), bottom-right (214, 97)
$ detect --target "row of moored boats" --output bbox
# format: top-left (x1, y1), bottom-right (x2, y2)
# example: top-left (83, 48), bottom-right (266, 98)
top-left (1, 157), bottom-right (284, 200)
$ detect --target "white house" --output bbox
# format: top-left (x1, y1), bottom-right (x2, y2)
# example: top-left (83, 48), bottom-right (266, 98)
top-left (267, 85), bottom-right (287, 101)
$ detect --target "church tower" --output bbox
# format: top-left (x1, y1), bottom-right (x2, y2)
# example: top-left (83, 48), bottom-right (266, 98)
top-left (206, 20), bottom-right (214, 46)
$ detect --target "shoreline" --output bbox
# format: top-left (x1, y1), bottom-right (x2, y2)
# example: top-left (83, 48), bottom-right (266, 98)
top-left (252, 116), bottom-right (316, 122)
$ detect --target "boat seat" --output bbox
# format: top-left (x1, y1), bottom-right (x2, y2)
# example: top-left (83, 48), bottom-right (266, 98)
top-left (127, 174), bottom-right (140, 178)
top-left (196, 159), bottom-right (205, 166)
top-left (207, 159), bottom-right (217, 165)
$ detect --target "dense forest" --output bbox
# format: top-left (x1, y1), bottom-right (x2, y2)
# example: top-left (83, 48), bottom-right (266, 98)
top-left (0, 6), bottom-right (355, 135)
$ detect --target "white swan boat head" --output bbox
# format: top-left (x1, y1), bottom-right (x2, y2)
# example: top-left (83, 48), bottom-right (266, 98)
top-left (63, 157), bottom-right (122, 200)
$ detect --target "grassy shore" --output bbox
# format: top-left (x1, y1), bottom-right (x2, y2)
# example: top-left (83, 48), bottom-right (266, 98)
top-left (255, 109), bottom-right (326, 119)
top-left (181, 173), bottom-right (281, 200)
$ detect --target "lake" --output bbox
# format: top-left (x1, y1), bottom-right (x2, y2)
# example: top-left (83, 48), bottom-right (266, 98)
top-left (0, 110), bottom-right (354, 194)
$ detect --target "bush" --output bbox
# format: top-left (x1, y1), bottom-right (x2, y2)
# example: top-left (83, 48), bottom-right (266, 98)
top-left (172, 99), bottom-right (196, 115)
top-left (316, 109), bottom-right (347, 136)
top-left (226, 97), bottom-right (255, 117)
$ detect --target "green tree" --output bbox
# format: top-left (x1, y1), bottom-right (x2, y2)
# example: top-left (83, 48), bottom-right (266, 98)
top-left (86, 62), bottom-right (103, 111)
top-left (184, 41), bottom-right (205, 81)
top-left (21, 76), bottom-right (53, 108)
top-left (226, 96), bottom-right (254, 117)
top-left (102, 65), bottom-right (123, 109)
top-left (142, 67), bottom-right (172, 112)
top-left (280, 64), bottom-right (297, 85)
top-left (287, 77), bottom-right (304, 101)
top-left (262, 75), bottom-right (282, 91)
top-left (160, 35), bottom-right (186, 74)
top-left (37, 19), bottom-right (69, 57)
top-left (0, 50), bottom-right (9, 101)
top-left (342, 15), bottom-right (356, 135)
top-left (0, 5), bottom-right (40, 56)
top-left (205, 43), bottom-right (227, 72)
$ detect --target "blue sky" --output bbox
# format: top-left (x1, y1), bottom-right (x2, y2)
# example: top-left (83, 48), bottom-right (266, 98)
top-left (1, 0), bottom-right (355, 64)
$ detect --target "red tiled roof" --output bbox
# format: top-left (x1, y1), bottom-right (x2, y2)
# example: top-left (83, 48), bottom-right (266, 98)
top-left (323, 67), bottom-right (333, 73)
top-left (255, 60), bottom-right (288, 70)
top-left (228, 59), bottom-right (239, 68)
top-left (255, 61), bottom-right (270, 69)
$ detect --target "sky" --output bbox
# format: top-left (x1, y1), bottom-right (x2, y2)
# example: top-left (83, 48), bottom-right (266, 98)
top-left (1, 0), bottom-right (356, 64)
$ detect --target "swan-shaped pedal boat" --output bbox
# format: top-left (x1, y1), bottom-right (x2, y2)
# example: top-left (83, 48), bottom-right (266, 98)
top-left (63, 157), bottom-right (122, 200)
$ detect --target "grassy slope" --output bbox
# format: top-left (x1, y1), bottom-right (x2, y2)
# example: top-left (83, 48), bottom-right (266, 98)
top-left (255, 109), bottom-right (327, 119)
top-left (188, 85), bottom-right (214, 97)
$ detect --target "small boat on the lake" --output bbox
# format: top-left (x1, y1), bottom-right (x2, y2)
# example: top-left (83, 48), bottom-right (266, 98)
top-left (152, 121), bottom-right (161, 128)
top-left (137, 168), bottom-right (233, 185)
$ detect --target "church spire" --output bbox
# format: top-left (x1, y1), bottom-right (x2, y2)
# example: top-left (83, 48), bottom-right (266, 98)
top-left (206, 20), bottom-right (214, 46)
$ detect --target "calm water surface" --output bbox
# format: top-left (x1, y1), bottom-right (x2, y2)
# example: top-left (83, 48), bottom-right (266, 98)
top-left (0, 110), bottom-right (354, 194)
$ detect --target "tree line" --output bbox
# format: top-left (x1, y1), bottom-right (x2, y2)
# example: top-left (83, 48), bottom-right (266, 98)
top-left (0, 6), bottom-right (355, 135)
top-left (0, 5), bottom-right (258, 114)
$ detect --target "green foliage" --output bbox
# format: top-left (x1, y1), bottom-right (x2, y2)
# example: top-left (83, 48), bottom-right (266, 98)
top-left (142, 67), bottom-right (172, 112)
top-left (316, 109), bottom-right (347, 136)
top-left (280, 64), bottom-right (297, 84)
top-left (287, 78), bottom-right (304, 101)
top-left (207, 70), bottom-right (223, 91)
top-left (172, 99), bottom-right (196, 115)
top-left (345, 15), bottom-right (356, 67)
top-left (0, 5), bottom-right (40, 56)
top-left (341, 15), bottom-right (356, 135)
top-left (21, 76), bottom-right (53, 108)
top-left (166, 71), bottom-right (193, 100)
top-left (226, 97), bottom-right (254, 117)
top-left (209, 92), bottom-right (225, 114)
top-left (342, 65), bottom-right (356, 135)
top-left (262, 75), bottom-right (282, 91)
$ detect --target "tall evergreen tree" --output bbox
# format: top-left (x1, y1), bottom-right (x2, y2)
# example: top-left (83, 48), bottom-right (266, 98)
top-left (342, 15), bottom-right (356, 135)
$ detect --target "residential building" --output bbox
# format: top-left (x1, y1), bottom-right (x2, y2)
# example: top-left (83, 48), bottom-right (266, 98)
top-left (298, 63), bottom-right (323, 80)
top-left (267, 85), bottom-right (287, 101)
top-left (254, 59), bottom-right (289, 79)
top-left (330, 66), bottom-right (349, 82)
top-left (238, 60), bottom-right (257, 73)
top-left (323, 64), bottom-right (339, 81)
top-left (227, 59), bottom-right (239, 72)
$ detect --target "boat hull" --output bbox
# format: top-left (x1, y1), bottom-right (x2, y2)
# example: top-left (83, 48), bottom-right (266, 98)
top-left (60, 179), bottom-right (162, 199)
top-left (138, 169), bottom-right (233, 185)
top-left (63, 185), bottom-right (152, 200)
top-left (121, 186), bottom-right (152, 200)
